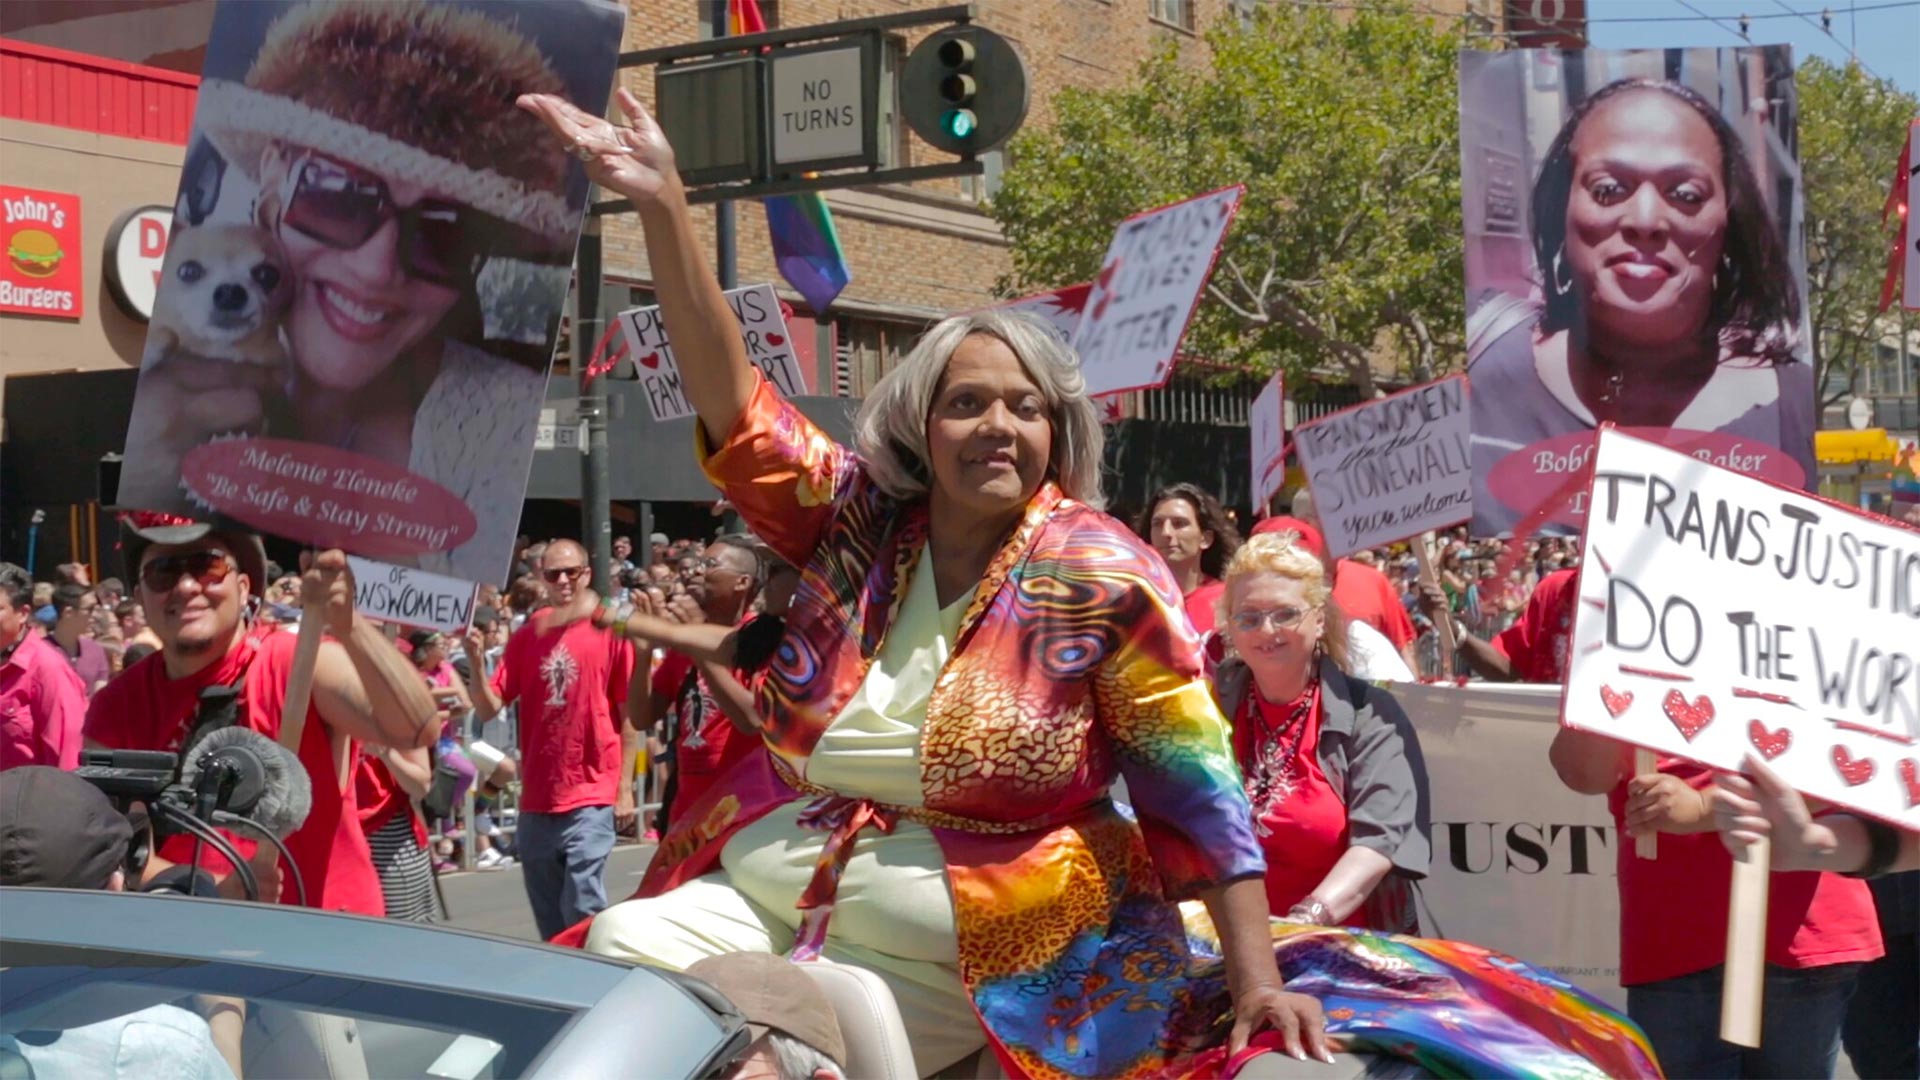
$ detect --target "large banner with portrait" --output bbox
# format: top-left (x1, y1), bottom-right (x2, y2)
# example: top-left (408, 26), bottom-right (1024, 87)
top-left (1458, 46), bottom-right (1815, 537)
top-left (116, 0), bottom-right (626, 586)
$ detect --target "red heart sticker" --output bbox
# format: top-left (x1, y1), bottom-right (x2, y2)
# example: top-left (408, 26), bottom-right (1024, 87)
top-left (1747, 720), bottom-right (1791, 761)
top-left (1600, 685), bottom-right (1634, 718)
top-left (765, 333), bottom-right (785, 346)
top-left (1661, 690), bottom-right (1714, 742)
top-left (1831, 745), bottom-right (1876, 787)
top-left (638, 350), bottom-right (660, 370)
top-left (1898, 759), bottom-right (1919, 807)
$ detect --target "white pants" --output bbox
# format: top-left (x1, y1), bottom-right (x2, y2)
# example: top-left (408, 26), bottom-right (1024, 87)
top-left (586, 873), bottom-right (984, 1075)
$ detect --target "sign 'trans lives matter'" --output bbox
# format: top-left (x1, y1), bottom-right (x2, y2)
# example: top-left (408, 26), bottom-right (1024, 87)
top-left (1563, 428), bottom-right (1920, 826)
top-left (1293, 375), bottom-right (1472, 558)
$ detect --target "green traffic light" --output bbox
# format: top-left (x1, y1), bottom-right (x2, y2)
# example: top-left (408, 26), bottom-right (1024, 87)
top-left (943, 109), bottom-right (978, 139)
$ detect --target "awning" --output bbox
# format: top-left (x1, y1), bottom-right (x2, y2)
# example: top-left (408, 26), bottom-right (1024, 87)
top-left (1815, 428), bottom-right (1900, 465)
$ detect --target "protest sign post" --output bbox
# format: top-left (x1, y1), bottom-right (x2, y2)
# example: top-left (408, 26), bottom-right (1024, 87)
top-left (1721, 838), bottom-right (1770, 1045)
top-left (1072, 186), bottom-right (1243, 397)
top-left (617, 283), bottom-right (809, 422)
top-left (1248, 371), bottom-right (1286, 515)
top-left (1563, 426), bottom-right (1919, 1046)
top-left (1411, 535), bottom-right (1457, 672)
top-left (1632, 748), bottom-right (1657, 859)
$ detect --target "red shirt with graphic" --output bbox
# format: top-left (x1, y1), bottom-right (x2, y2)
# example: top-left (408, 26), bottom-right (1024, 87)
top-left (85, 633), bottom-right (384, 916)
top-left (652, 650), bottom-right (759, 816)
top-left (1492, 569), bottom-right (1578, 683)
top-left (490, 609), bottom-right (636, 814)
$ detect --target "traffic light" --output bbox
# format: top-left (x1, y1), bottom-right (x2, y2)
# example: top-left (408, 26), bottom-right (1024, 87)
top-left (902, 25), bottom-right (1027, 156)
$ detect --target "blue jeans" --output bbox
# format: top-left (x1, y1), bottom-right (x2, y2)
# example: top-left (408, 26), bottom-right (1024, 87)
top-left (517, 806), bottom-right (614, 941)
top-left (1843, 872), bottom-right (1918, 1079)
top-left (1628, 963), bottom-right (1861, 1078)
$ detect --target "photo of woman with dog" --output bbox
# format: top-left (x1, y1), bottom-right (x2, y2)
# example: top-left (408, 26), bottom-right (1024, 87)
top-left (1458, 47), bottom-right (1815, 537)
top-left (116, 0), bottom-right (623, 586)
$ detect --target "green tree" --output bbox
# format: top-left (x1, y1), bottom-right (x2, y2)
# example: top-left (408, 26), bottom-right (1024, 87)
top-left (989, 3), bottom-right (1465, 396)
top-left (1797, 57), bottom-right (1916, 411)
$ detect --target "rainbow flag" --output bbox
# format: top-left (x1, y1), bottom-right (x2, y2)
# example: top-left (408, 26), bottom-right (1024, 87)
top-left (729, 0), bottom-right (852, 314)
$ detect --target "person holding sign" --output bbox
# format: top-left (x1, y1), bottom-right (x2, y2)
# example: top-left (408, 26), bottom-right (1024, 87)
top-left (1549, 725), bottom-right (1881, 1075)
top-left (84, 515), bottom-right (443, 913)
top-left (1468, 77), bottom-right (1815, 536)
top-left (1209, 530), bottom-right (1431, 930)
top-left (1133, 483), bottom-right (1241, 637)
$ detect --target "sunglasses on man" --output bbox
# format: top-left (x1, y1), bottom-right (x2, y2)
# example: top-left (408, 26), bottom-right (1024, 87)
top-left (140, 549), bottom-right (236, 593)
top-left (542, 565), bottom-right (588, 584)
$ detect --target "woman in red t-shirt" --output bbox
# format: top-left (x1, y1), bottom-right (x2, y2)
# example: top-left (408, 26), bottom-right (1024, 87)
top-left (1210, 530), bottom-right (1430, 930)
top-left (1551, 729), bottom-right (1883, 1076)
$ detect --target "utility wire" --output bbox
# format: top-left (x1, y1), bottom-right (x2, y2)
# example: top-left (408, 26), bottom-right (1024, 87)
top-left (1675, 0), bottom-right (1752, 42)
top-left (1279, 0), bottom-right (1918, 23)
top-left (1769, 0), bottom-right (1891, 83)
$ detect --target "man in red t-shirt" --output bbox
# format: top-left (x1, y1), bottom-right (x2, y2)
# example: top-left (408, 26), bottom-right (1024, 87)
top-left (85, 517), bottom-right (442, 914)
top-left (1418, 568), bottom-right (1577, 684)
top-left (465, 539), bottom-right (641, 941)
top-left (644, 535), bottom-right (766, 831)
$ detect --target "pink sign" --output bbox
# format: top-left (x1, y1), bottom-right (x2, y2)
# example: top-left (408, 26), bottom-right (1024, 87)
top-left (183, 438), bottom-right (476, 558)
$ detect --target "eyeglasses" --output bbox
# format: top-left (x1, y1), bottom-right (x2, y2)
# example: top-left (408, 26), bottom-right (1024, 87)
top-left (542, 565), bottom-right (587, 584)
top-left (1229, 606), bottom-right (1314, 634)
top-left (282, 153), bottom-right (502, 287)
top-left (140, 550), bottom-right (235, 593)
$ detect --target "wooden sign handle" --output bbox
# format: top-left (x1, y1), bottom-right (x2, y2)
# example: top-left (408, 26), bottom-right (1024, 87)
top-left (279, 609), bottom-right (325, 756)
top-left (1720, 835), bottom-right (1770, 1047)
top-left (1633, 748), bottom-right (1658, 859)
top-left (1411, 533), bottom-right (1456, 675)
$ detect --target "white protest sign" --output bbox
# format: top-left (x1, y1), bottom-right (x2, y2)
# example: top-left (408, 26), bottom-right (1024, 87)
top-left (1293, 375), bottom-right (1472, 559)
top-left (1249, 371), bottom-right (1286, 511)
top-left (1072, 185), bottom-right (1243, 396)
top-left (347, 555), bottom-right (480, 635)
top-left (1395, 680), bottom-right (1625, 1008)
top-left (617, 284), bottom-right (807, 421)
top-left (998, 282), bottom-right (1088, 344)
top-left (1565, 427), bottom-right (1920, 825)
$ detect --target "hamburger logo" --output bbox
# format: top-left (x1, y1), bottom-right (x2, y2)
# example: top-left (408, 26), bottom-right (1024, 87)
top-left (7, 228), bottom-right (62, 278)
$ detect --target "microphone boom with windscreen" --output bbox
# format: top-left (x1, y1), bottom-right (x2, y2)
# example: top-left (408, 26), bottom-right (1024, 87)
top-left (180, 726), bottom-right (313, 839)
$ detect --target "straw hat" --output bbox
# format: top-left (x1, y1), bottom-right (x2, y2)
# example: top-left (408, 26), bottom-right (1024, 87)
top-left (196, 1), bottom-right (577, 244)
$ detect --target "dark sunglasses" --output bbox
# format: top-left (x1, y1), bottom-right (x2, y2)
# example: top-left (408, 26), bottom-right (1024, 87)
top-left (140, 550), bottom-right (235, 593)
top-left (542, 565), bottom-right (587, 584)
top-left (282, 153), bottom-right (496, 287)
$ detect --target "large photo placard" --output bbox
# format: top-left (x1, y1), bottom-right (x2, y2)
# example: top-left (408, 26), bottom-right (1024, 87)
top-left (115, 0), bottom-right (627, 586)
top-left (1563, 427), bottom-right (1919, 826)
top-left (1294, 375), bottom-right (1472, 558)
top-left (1459, 47), bottom-right (1814, 537)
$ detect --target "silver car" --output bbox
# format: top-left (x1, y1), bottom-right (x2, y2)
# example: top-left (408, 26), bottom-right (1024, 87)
top-left (0, 887), bottom-right (749, 1079)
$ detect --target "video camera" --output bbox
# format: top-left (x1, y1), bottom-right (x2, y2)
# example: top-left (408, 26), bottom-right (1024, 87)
top-left (74, 725), bottom-right (313, 905)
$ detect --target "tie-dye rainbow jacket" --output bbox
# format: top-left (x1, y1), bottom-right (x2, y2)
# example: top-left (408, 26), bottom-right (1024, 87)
top-left (642, 375), bottom-right (1266, 1076)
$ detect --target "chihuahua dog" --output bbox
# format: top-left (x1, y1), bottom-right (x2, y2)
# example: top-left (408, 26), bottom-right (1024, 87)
top-left (142, 224), bottom-right (289, 371)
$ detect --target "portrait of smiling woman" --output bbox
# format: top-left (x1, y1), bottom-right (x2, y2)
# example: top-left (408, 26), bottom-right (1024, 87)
top-left (115, 0), bottom-right (622, 586)
top-left (1461, 49), bottom-right (1814, 536)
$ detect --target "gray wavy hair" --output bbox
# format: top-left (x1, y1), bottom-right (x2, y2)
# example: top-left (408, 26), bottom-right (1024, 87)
top-left (852, 308), bottom-right (1107, 509)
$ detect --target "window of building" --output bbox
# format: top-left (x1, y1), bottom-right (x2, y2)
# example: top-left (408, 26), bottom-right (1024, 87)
top-left (834, 315), bottom-right (931, 396)
top-left (957, 148), bottom-right (1006, 204)
top-left (1149, 0), bottom-right (1197, 32)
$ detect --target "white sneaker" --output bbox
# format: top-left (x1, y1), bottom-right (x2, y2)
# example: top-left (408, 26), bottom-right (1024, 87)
top-left (475, 849), bottom-right (505, 869)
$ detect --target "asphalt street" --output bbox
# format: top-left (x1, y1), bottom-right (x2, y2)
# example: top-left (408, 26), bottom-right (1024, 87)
top-left (439, 840), bottom-right (654, 941)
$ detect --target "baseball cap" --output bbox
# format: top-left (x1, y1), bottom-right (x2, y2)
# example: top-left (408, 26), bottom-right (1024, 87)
top-left (0, 766), bottom-right (134, 890)
top-left (649, 532), bottom-right (670, 546)
top-left (684, 953), bottom-right (846, 1069)
top-left (118, 511), bottom-right (269, 600)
